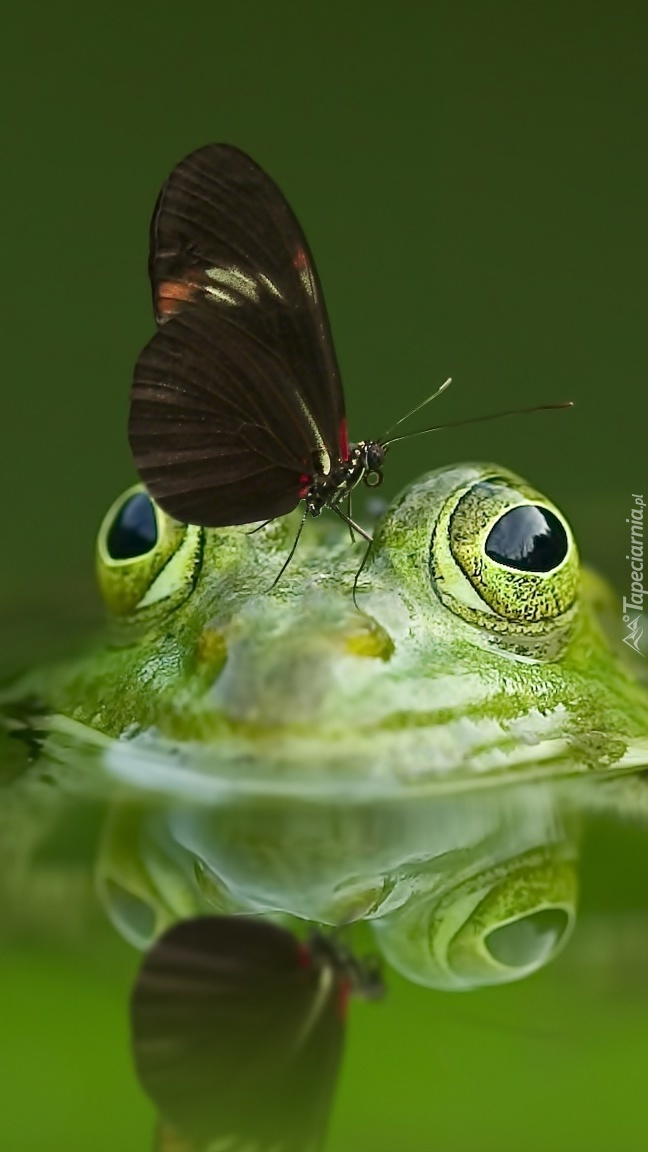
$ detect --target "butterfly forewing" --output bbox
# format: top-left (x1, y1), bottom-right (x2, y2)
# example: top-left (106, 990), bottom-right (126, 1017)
top-left (146, 143), bottom-right (345, 448)
top-left (131, 916), bottom-right (345, 1152)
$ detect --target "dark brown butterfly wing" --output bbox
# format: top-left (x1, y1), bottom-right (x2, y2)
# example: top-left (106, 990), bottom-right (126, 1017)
top-left (131, 917), bottom-right (345, 1152)
top-left (129, 304), bottom-right (324, 526)
top-left (148, 143), bottom-right (345, 458)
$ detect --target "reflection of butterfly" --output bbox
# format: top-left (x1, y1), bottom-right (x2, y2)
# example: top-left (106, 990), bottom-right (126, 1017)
top-left (130, 916), bottom-right (384, 1152)
top-left (128, 144), bottom-right (389, 540)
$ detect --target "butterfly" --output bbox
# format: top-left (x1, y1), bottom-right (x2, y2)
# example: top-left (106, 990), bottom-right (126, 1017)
top-left (130, 915), bottom-right (383, 1152)
top-left (128, 143), bottom-right (392, 542)
top-left (128, 144), bottom-right (572, 554)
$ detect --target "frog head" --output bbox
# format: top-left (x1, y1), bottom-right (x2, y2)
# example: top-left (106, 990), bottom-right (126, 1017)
top-left (73, 462), bottom-right (647, 988)
top-left (85, 461), bottom-right (647, 773)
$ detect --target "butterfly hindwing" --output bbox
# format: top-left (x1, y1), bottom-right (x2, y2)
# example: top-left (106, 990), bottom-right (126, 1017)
top-left (129, 303), bottom-right (330, 526)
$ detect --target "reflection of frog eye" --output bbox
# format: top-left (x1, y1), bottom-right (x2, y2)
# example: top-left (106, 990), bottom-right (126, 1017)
top-left (431, 475), bottom-right (579, 633)
top-left (96, 807), bottom-right (197, 949)
top-left (96, 484), bottom-right (202, 616)
top-left (372, 851), bottom-right (577, 990)
top-left (485, 908), bottom-right (570, 967)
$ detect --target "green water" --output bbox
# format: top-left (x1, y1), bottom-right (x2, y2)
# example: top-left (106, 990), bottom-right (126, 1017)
top-left (2, 809), bottom-right (648, 1152)
top-left (2, 3), bottom-right (648, 1150)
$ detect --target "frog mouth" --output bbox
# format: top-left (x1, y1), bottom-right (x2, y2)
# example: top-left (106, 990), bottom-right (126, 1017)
top-left (35, 709), bottom-right (648, 803)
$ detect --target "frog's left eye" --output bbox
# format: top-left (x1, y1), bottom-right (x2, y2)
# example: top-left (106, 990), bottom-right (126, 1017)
top-left (431, 476), bottom-right (579, 633)
top-left (105, 491), bottom-right (158, 560)
top-left (96, 485), bottom-right (202, 616)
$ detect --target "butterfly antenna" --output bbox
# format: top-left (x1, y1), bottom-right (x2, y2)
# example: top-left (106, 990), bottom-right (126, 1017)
top-left (381, 377), bottom-right (453, 440)
top-left (382, 401), bottom-right (574, 448)
top-left (269, 509), bottom-right (308, 590)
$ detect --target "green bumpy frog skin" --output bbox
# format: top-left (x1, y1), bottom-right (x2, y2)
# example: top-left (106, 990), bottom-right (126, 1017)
top-left (3, 462), bottom-right (648, 990)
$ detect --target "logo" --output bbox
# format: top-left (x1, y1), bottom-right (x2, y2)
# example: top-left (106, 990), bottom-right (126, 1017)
top-left (622, 612), bottom-right (644, 655)
top-left (622, 494), bottom-right (645, 656)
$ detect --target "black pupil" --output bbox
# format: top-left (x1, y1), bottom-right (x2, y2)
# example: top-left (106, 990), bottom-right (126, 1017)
top-left (485, 505), bottom-right (568, 572)
top-left (107, 493), bottom-right (158, 560)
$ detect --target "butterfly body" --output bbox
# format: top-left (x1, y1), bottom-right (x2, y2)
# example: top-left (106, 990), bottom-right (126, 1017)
top-left (303, 438), bottom-right (386, 519)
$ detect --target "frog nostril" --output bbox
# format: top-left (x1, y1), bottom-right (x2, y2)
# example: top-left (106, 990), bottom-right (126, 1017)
top-left (342, 617), bottom-right (394, 660)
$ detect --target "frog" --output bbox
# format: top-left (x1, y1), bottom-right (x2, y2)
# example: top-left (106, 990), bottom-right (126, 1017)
top-left (3, 461), bottom-right (648, 991)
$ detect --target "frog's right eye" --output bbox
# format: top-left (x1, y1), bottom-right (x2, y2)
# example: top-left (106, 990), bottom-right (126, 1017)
top-left (429, 472), bottom-right (579, 637)
top-left (96, 484), bottom-right (202, 616)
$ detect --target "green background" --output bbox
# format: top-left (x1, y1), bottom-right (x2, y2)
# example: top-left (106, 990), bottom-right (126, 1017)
top-left (2, 3), bottom-right (648, 1150)
top-left (3, 2), bottom-right (648, 642)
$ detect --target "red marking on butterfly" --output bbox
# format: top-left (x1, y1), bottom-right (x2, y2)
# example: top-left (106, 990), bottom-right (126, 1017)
top-left (339, 418), bottom-right (349, 461)
top-left (293, 247), bottom-right (309, 271)
top-left (156, 279), bottom-right (200, 319)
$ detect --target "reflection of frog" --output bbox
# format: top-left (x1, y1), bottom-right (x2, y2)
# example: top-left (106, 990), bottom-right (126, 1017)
top-left (4, 463), bottom-right (648, 988)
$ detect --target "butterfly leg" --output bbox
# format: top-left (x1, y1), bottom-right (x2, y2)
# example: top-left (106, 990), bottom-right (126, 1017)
top-left (346, 494), bottom-right (355, 543)
top-left (268, 507), bottom-right (309, 590)
top-left (352, 537), bottom-right (374, 612)
top-left (332, 505), bottom-right (372, 544)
